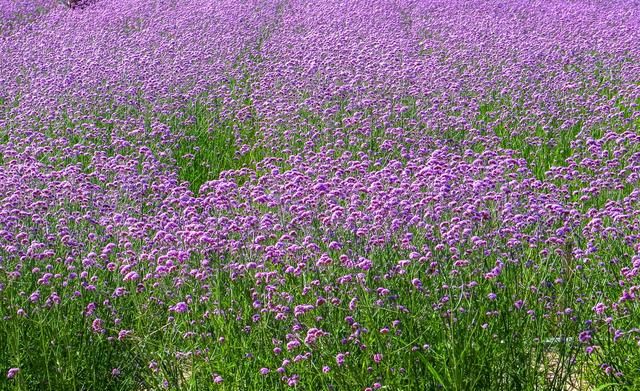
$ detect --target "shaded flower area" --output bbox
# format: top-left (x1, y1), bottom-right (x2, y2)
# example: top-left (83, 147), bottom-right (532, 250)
top-left (0, 0), bottom-right (639, 390)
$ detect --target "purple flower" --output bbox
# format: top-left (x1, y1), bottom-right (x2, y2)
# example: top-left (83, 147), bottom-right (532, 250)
top-left (286, 340), bottom-right (300, 351)
top-left (287, 374), bottom-right (299, 387)
top-left (117, 329), bottom-right (132, 341)
top-left (29, 291), bottom-right (40, 303)
top-left (172, 302), bottom-right (188, 313)
top-left (592, 302), bottom-right (606, 315)
top-left (7, 368), bottom-right (19, 379)
top-left (92, 318), bottom-right (105, 333)
top-left (578, 331), bottom-right (591, 343)
top-left (123, 271), bottom-right (140, 282)
top-left (336, 353), bottom-right (347, 366)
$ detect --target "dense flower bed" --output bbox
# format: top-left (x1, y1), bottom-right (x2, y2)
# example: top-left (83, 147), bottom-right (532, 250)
top-left (1, 0), bottom-right (639, 389)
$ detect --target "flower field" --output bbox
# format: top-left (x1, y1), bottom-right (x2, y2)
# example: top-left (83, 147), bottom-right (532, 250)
top-left (0, 0), bottom-right (639, 389)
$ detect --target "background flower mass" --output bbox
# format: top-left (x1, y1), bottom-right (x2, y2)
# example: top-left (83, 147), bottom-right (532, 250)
top-left (0, 0), bottom-right (639, 389)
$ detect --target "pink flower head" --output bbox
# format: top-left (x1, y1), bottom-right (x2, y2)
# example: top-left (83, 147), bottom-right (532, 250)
top-left (92, 318), bottom-right (105, 333)
top-left (336, 353), bottom-right (347, 366)
top-left (7, 368), bottom-right (19, 379)
top-left (593, 302), bottom-right (606, 315)
top-left (172, 302), bottom-right (188, 313)
top-left (118, 329), bottom-right (132, 341)
top-left (123, 271), bottom-right (139, 282)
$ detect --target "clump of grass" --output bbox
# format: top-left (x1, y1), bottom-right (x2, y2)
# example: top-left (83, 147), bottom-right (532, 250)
top-left (170, 99), bottom-right (266, 195)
